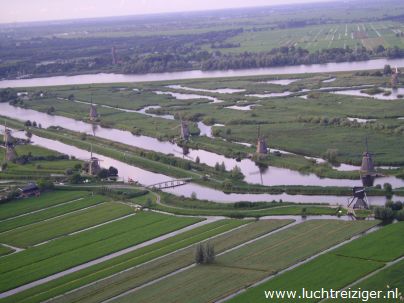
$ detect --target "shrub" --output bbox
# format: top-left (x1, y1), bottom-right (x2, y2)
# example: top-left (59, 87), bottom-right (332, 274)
top-left (374, 207), bottom-right (395, 221)
top-left (396, 209), bottom-right (404, 221)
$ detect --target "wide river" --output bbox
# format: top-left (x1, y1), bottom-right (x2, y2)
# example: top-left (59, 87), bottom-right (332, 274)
top-left (2, 58), bottom-right (404, 88)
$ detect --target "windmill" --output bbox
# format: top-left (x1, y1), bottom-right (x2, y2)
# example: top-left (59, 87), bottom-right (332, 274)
top-left (347, 137), bottom-right (376, 211)
top-left (83, 145), bottom-right (103, 175)
top-left (89, 92), bottom-right (99, 121)
top-left (256, 125), bottom-right (268, 155)
top-left (347, 186), bottom-right (369, 210)
top-left (1, 122), bottom-right (25, 162)
top-left (170, 114), bottom-right (193, 144)
top-left (360, 137), bottom-right (376, 188)
top-left (391, 66), bottom-right (400, 88)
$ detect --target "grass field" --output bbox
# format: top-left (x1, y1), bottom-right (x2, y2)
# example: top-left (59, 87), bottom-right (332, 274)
top-left (0, 195), bottom-right (107, 233)
top-left (0, 191), bottom-right (89, 220)
top-left (0, 202), bottom-right (133, 248)
top-left (0, 245), bottom-right (13, 257)
top-left (115, 220), bottom-right (378, 303)
top-left (0, 219), bottom-right (292, 303)
top-left (49, 219), bottom-right (292, 303)
top-left (0, 211), bottom-right (201, 293)
top-left (207, 21), bottom-right (404, 54)
top-left (333, 222), bottom-right (404, 262)
top-left (229, 222), bottom-right (404, 303)
top-left (330, 259), bottom-right (404, 302)
top-left (0, 142), bottom-right (82, 180)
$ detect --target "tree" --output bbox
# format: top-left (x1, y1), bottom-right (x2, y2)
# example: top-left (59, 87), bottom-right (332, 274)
top-left (396, 209), bottom-right (404, 221)
top-left (324, 149), bottom-right (338, 164)
top-left (383, 183), bottom-right (393, 196)
top-left (0, 88), bottom-right (17, 103)
top-left (108, 166), bottom-right (118, 176)
top-left (191, 192), bottom-right (197, 200)
top-left (37, 179), bottom-right (54, 191)
top-left (220, 161), bottom-right (226, 172)
top-left (69, 173), bottom-right (83, 184)
top-left (24, 120), bottom-right (32, 127)
top-left (65, 168), bottom-right (73, 175)
top-left (383, 64), bottom-right (392, 75)
top-left (195, 243), bottom-right (215, 264)
top-left (195, 156), bottom-right (200, 164)
top-left (47, 106), bottom-right (55, 115)
top-left (195, 243), bottom-right (205, 264)
top-left (392, 201), bottom-right (403, 211)
top-left (374, 207), bottom-right (395, 221)
top-left (68, 94), bottom-right (75, 101)
top-left (145, 197), bottom-right (152, 208)
top-left (25, 131), bottom-right (32, 141)
top-left (231, 165), bottom-right (244, 180)
top-left (205, 242), bottom-right (215, 264)
top-left (97, 168), bottom-right (109, 179)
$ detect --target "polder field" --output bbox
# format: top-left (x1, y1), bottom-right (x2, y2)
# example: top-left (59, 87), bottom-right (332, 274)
top-left (0, 189), bottom-right (401, 303)
top-left (0, 138), bottom-right (83, 181)
top-left (2, 1), bottom-right (404, 302)
top-left (204, 21), bottom-right (404, 54)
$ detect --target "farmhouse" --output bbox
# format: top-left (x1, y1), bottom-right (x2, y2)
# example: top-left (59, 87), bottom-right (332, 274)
top-left (18, 183), bottom-right (41, 198)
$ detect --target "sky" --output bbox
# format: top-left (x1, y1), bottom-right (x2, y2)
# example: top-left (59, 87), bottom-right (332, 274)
top-left (0, 0), bottom-right (334, 24)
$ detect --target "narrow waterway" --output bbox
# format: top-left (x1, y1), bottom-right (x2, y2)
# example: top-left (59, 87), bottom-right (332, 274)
top-left (6, 129), bottom-right (392, 206)
top-left (1, 103), bottom-right (403, 189)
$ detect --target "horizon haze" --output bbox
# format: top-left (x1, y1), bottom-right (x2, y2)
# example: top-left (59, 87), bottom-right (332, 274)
top-left (0, 0), bottom-right (335, 24)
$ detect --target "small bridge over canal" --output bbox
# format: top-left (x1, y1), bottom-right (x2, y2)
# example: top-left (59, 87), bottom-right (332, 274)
top-left (147, 178), bottom-right (192, 190)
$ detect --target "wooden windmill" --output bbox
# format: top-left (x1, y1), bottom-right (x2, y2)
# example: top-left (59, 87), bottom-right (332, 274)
top-left (171, 115), bottom-right (191, 142)
top-left (256, 125), bottom-right (268, 155)
top-left (89, 93), bottom-right (99, 121)
top-left (347, 186), bottom-right (369, 210)
top-left (391, 66), bottom-right (400, 88)
top-left (84, 145), bottom-right (103, 175)
top-left (1, 122), bottom-right (25, 162)
top-left (360, 137), bottom-right (376, 188)
top-left (180, 120), bottom-right (190, 141)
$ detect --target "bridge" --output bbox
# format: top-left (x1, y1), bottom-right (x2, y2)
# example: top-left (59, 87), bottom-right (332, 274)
top-left (147, 178), bottom-right (192, 190)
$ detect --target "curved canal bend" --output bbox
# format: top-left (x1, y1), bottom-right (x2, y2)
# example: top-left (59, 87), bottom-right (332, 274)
top-left (1, 103), bottom-right (403, 189)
